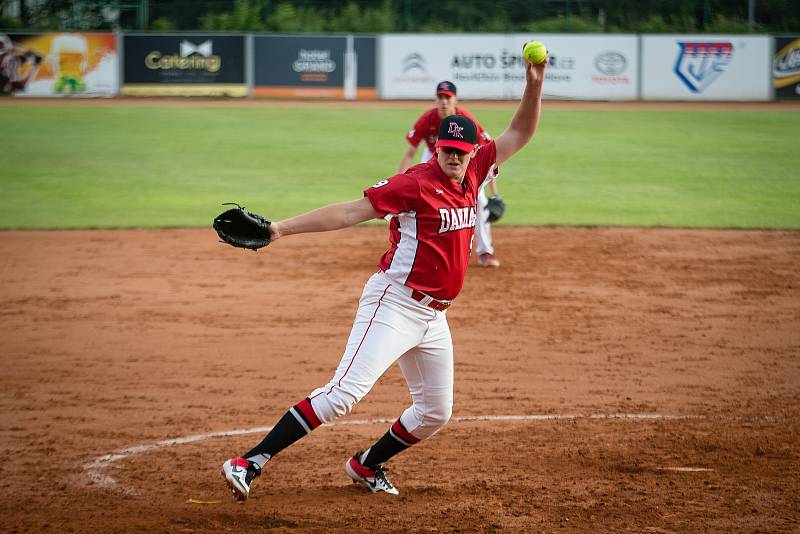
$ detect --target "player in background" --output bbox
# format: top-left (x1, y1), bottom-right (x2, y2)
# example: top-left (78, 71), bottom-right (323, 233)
top-left (221, 56), bottom-right (547, 501)
top-left (398, 80), bottom-right (502, 268)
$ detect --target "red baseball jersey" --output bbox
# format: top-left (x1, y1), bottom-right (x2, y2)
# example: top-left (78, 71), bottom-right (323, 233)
top-left (406, 107), bottom-right (492, 153)
top-left (364, 141), bottom-right (497, 301)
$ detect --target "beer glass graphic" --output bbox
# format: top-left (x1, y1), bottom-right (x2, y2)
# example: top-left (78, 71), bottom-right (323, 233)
top-left (50, 34), bottom-right (89, 94)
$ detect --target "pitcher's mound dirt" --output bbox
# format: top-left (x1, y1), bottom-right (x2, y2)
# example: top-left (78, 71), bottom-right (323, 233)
top-left (1, 227), bottom-right (798, 533)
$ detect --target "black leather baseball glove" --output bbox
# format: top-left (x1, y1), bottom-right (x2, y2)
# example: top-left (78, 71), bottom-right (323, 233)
top-left (213, 203), bottom-right (271, 250)
top-left (485, 196), bottom-right (506, 223)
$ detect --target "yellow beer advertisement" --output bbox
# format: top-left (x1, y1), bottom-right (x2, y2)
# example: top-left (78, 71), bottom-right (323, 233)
top-left (2, 32), bottom-right (118, 96)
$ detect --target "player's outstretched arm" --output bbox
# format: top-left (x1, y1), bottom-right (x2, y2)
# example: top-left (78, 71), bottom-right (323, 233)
top-left (494, 59), bottom-right (547, 166)
top-left (269, 197), bottom-right (380, 242)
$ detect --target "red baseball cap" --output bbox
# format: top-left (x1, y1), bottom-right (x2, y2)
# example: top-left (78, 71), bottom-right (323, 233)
top-left (435, 80), bottom-right (457, 97)
top-left (435, 115), bottom-right (477, 153)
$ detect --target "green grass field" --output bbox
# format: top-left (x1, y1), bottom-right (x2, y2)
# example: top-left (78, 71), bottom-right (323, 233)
top-left (1, 102), bottom-right (798, 229)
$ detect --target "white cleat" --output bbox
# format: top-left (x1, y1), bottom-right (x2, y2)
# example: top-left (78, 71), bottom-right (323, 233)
top-left (221, 457), bottom-right (261, 501)
top-left (345, 451), bottom-right (399, 495)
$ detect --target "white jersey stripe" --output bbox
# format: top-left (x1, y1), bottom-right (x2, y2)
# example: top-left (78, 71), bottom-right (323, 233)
top-left (385, 211), bottom-right (418, 286)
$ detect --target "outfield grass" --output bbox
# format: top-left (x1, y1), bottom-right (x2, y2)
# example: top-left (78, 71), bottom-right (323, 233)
top-left (1, 102), bottom-right (798, 229)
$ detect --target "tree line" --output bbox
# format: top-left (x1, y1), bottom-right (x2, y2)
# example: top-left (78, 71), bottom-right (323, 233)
top-left (2, 0), bottom-right (799, 33)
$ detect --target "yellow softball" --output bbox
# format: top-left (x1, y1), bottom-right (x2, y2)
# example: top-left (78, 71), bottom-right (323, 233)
top-left (523, 41), bottom-right (548, 64)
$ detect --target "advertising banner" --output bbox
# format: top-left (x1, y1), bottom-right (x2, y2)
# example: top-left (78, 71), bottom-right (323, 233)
top-left (355, 36), bottom-right (376, 96)
top-left (641, 35), bottom-right (772, 101)
top-left (378, 34), bottom-right (638, 100)
top-left (1, 32), bottom-right (118, 97)
top-left (253, 35), bottom-right (376, 99)
top-left (774, 36), bottom-right (800, 99)
top-left (122, 34), bottom-right (245, 96)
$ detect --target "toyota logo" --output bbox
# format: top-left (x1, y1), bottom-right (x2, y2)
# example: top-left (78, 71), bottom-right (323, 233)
top-left (594, 51), bottom-right (627, 75)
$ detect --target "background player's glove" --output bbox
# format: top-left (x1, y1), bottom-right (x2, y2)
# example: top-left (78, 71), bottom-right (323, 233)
top-left (213, 203), bottom-right (272, 251)
top-left (485, 196), bottom-right (506, 223)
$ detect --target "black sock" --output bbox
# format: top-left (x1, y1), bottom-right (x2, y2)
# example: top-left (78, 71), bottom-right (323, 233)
top-left (244, 398), bottom-right (322, 461)
top-left (362, 418), bottom-right (420, 467)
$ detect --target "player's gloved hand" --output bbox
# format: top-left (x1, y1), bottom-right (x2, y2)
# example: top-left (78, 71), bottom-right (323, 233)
top-left (213, 203), bottom-right (272, 251)
top-left (485, 196), bottom-right (506, 223)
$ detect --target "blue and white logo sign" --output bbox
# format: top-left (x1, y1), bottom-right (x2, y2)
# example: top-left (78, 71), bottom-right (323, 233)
top-left (674, 41), bottom-right (734, 93)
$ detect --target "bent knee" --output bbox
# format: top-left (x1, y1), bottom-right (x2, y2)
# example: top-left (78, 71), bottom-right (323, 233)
top-left (424, 404), bottom-right (452, 429)
top-left (309, 390), bottom-right (359, 424)
top-left (410, 402), bottom-right (452, 438)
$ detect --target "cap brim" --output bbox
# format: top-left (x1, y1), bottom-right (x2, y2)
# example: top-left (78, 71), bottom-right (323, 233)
top-left (436, 90), bottom-right (456, 97)
top-left (435, 139), bottom-right (475, 152)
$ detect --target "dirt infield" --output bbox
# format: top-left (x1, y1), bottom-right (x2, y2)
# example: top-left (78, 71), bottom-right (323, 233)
top-left (1, 227), bottom-right (799, 533)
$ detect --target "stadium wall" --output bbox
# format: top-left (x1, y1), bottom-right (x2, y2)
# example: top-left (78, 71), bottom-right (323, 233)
top-left (0, 31), bottom-right (791, 101)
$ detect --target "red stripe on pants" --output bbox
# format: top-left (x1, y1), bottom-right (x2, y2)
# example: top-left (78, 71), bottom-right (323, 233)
top-left (316, 285), bottom-right (391, 398)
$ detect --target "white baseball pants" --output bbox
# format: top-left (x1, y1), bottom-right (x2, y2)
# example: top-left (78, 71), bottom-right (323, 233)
top-left (308, 271), bottom-right (453, 441)
top-left (475, 185), bottom-right (493, 256)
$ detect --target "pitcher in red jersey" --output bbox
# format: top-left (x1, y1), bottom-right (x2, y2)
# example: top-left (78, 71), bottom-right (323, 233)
top-left (221, 56), bottom-right (548, 501)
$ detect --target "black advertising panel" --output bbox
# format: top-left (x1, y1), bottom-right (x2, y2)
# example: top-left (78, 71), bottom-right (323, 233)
top-left (123, 34), bottom-right (245, 96)
top-left (774, 36), bottom-right (800, 100)
top-left (254, 35), bottom-right (344, 91)
top-left (355, 36), bottom-right (376, 88)
top-left (253, 34), bottom-right (376, 98)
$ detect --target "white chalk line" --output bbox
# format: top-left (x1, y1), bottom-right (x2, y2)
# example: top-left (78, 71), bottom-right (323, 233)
top-left (657, 467), bottom-right (715, 472)
top-left (84, 413), bottom-right (701, 493)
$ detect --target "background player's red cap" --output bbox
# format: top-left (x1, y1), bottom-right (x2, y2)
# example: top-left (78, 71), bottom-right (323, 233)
top-left (435, 80), bottom-right (457, 97)
top-left (435, 115), bottom-right (477, 153)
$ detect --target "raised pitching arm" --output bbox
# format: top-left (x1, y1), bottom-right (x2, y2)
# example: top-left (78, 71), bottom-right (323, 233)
top-left (494, 59), bottom-right (547, 166)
